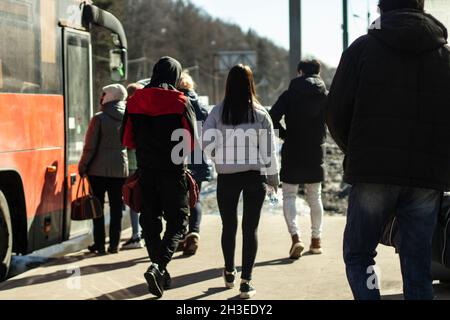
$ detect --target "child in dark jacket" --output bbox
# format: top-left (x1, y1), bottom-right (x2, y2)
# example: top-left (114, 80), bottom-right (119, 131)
top-left (177, 71), bottom-right (212, 256)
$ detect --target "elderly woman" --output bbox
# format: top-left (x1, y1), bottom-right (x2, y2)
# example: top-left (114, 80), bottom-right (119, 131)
top-left (79, 84), bottom-right (129, 255)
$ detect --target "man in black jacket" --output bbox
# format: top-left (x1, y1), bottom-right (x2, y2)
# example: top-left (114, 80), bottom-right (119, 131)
top-left (327, 0), bottom-right (450, 300)
top-left (123, 56), bottom-right (197, 298)
top-left (270, 60), bottom-right (328, 260)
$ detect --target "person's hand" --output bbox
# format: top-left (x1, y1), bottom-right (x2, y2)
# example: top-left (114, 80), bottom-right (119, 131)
top-left (267, 183), bottom-right (278, 194)
top-left (78, 165), bottom-right (86, 177)
top-left (266, 174), bottom-right (280, 193)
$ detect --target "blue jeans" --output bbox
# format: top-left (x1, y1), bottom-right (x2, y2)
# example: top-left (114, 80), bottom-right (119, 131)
top-left (188, 182), bottom-right (203, 234)
top-left (130, 208), bottom-right (141, 239)
top-left (344, 183), bottom-right (440, 300)
top-left (128, 170), bottom-right (141, 239)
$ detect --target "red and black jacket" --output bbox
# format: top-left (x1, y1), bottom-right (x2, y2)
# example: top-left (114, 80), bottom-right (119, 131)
top-left (122, 87), bottom-right (197, 172)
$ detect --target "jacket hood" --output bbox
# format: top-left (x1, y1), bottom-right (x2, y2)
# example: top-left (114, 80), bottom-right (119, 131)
top-left (102, 100), bottom-right (126, 121)
top-left (148, 56), bottom-right (182, 88)
top-left (369, 9), bottom-right (448, 54)
top-left (102, 84), bottom-right (128, 105)
top-left (128, 87), bottom-right (187, 116)
top-left (289, 75), bottom-right (328, 96)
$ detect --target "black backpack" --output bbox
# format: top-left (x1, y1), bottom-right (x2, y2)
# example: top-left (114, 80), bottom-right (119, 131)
top-left (380, 194), bottom-right (450, 268)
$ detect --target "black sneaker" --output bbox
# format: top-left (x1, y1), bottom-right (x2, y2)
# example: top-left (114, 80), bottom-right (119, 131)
top-left (163, 270), bottom-right (172, 290)
top-left (144, 264), bottom-right (165, 298)
top-left (88, 244), bottom-right (106, 255)
top-left (223, 269), bottom-right (237, 289)
top-left (176, 238), bottom-right (186, 252)
top-left (240, 281), bottom-right (256, 299)
top-left (107, 247), bottom-right (119, 254)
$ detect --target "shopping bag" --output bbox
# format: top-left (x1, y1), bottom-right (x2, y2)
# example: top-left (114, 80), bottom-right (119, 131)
top-left (185, 170), bottom-right (199, 209)
top-left (123, 171), bottom-right (142, 213)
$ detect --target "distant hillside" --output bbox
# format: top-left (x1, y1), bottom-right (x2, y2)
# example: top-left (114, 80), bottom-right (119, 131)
top-left (92, 0), bottom-right (336, 106)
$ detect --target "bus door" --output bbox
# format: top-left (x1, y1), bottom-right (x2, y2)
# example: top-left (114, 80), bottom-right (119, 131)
top-left (62, 28), bottom-right (93, 239)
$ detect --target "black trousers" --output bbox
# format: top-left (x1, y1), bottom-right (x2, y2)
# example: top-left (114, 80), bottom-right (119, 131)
top-left (217, 171), bottom-right (266, 281)
top-left (139, 169), bottom-right (190, 271)
top-left (89, 176), bottom-right (126, 249)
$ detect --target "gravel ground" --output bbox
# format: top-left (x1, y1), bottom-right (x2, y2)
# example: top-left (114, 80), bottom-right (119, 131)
top-left (322, 134), bottom-right (348, 215)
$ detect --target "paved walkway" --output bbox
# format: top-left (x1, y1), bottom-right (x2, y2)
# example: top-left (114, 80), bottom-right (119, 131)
top-left (1, 209), bottom-right (449, 300)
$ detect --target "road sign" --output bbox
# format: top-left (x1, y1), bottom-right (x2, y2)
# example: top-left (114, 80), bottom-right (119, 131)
top-left (215, 51), bottom-right (257, 73)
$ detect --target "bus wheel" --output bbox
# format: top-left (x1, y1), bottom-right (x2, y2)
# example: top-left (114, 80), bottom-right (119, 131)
top-left (0, 190), bottom-right (12, 282)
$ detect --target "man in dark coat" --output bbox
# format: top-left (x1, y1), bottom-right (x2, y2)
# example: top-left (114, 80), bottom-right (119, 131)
top-left (122, 56), bottom-right (197, 298)
top-left (270, 60), bottom-right (328, 260)
top-left (327, 0), bottom-right (450, 300)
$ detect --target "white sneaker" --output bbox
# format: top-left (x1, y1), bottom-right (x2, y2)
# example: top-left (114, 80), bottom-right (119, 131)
top-left (121, 237), bottom-right (144, 250)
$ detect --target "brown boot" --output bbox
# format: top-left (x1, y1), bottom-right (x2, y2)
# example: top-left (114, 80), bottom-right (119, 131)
top-left (289, 234), bottom-right (305, 260)
top-left (310, 238), bottom-right (323, 255)
top-left (183, 233), bottom-right (200, 256)
top-left (176, 238), bottom-right (186, 252)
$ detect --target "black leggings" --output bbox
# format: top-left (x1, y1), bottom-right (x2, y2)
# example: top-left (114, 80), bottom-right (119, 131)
top-left (217, 171), bottom-right (266, 281)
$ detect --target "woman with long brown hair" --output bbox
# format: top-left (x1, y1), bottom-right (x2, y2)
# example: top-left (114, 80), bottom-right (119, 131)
top-left (203, 65), bottom-right (279, 299)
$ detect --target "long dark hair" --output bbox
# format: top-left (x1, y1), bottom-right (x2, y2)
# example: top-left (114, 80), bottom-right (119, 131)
top-left (222, 64), bottom-right (259, 126)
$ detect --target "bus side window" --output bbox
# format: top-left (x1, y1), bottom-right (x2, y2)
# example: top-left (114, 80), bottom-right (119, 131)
top-left (0, 0), bottom-right (61, 95)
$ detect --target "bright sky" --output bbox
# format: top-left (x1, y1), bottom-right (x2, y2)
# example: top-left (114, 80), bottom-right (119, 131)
top-left (189, 0), bottom-right (381, 67)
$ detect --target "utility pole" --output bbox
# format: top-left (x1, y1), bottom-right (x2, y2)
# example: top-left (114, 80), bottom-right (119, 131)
top-left (343, 0), bottom-right (349, 50)
top-left (289, 0), bottom-right (302, 79)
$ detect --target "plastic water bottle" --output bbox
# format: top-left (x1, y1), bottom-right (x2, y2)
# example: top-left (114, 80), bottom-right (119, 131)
top-left (267, 187), bottom-right (279, 208)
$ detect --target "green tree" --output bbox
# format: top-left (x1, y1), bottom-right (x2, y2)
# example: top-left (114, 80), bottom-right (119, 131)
top-left (93, 0), bottom-right (335, 106)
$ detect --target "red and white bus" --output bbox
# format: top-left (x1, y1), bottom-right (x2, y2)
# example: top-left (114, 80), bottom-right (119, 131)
top-left (0, 0), bottom-right (128, 281)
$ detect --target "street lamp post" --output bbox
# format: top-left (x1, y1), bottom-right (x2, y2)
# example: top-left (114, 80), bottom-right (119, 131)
top-left (343, 0), bottom-right (349, 50)
top-left (289, 0), bottom-right (302, 80)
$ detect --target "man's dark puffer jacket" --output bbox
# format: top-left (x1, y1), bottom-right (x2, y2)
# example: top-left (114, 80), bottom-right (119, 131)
top-left (327, 9), bottom-right (450, 191)
top-left (270, 75), bottom-right (328, 184)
